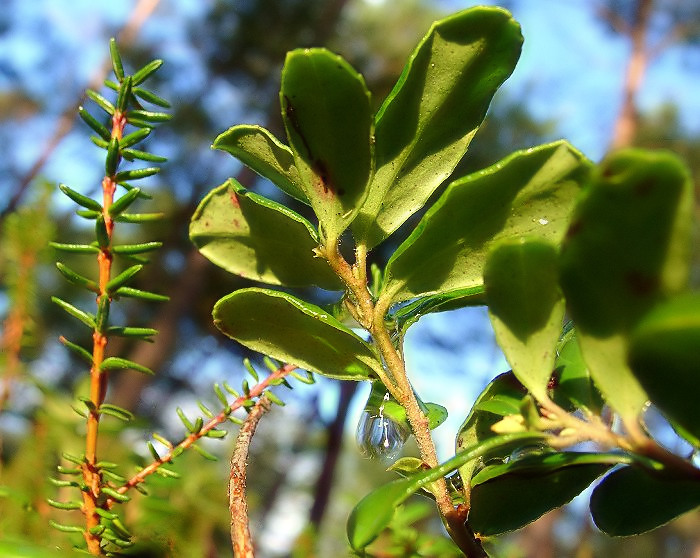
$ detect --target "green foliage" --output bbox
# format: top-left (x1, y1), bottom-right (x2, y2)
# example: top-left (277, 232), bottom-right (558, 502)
top-left (5, 3), bottom-right (698, 557)
top-left (191, 5), bottom-right (699, 556)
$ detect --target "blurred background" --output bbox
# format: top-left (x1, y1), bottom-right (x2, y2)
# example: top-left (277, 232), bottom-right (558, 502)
top-left (0, 0), bottom-right (699, 556)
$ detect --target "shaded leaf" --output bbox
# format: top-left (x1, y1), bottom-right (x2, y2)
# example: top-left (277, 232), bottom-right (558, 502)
top-left (485, 238), bottom-right (565, 399)
top-left (469, 452), bottom-right (629, 536)
top-left (382, 141), bottom-right (589, 305)
top-left (280, 48), bottom-right (372, 242)
top-left (455, 372), bottom-right (527, 492)
top-left (559, 149), bottom-right (693, 421)
top-left (213, 125), bottom-right (308, 203)
top-left (190, 180), bottom-right (341, 289)
top-left (629, 293), bottom-right (700, 444)
top-left (591, 466), bottom-right (700, 536)
top-left (552, 328), bottom-right (603, 413)
top-left (213, 288), bottom-right (380, 380)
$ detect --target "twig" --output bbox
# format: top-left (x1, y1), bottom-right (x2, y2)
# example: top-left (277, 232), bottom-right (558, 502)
top-left (108, 364), bottom-right (297, 504)
top-left (230, 395), bottom-right (272, 558)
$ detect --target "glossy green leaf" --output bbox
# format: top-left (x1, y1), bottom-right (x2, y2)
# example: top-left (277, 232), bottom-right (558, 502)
top-left (485, 238), bottom-right (565, 399)
top-left (552, 328), bottom-right (603, 413)
top-left (190, 180), bottom-right (341, 289)
top-left (629, 293), bottom-right (700, 444)
top-left (469, 452), bottom-right (629, 536)
top-left (591, 466), bottom-right (700, 536)
top-left (389, 285), bottom-right (486, 335)
top-left (100, 357), bottom-right (154, 375)
top-left (280, 48), bottom-right (373, 243)
top-left (455, 372), bottom-right (527, 492)
top-left (559, 149), bottom-right (693, 421)
top-left (347, 431), bottom-right (545, 550)
top-left (213, 288), bottom-right (380, 380)
top-left (353, 7), bottom-right (523, 248)
top-left (213, 125), bottom-right (308, 203)
top-left (381, 141), bottom-right (589, 306)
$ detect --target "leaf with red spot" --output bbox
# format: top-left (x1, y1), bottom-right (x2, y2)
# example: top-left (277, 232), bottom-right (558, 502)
top-left (190, 179), bottom-right (342, 290)
top-left (280, 48), bottom-right (373, 244)
top-left (559, 149), bottom-right (694, 421)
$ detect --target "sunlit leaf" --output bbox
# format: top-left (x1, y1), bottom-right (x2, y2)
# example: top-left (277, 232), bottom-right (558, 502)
top-left (353, 7), bottom-right (524, 248)
top-left (591, 466), bottom-right (700, 536)
top-left (213, 124), bottom-right (308, 203)
top-left (381, 141), bottom-right (589, 306)
top-left (213, 288), bottom-right (380, 380)
top-left (190, 180), bottom-right (341, 290)
top-left (280, 48), bottom-right (372, 243)
top-left (484, 238), bottom-right (565, 399)
top-left (469, 452), bottom-right (630, 536)
top-left (559, 149), bottom-right (693, 421)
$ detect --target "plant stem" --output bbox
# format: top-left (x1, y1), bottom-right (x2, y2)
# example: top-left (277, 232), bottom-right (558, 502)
top-left (230, 395), bottom-right (271, 558)
top-left (323, 241), bottom-right (486, 557)
top-left (81, 110), bottom-right (125, 556)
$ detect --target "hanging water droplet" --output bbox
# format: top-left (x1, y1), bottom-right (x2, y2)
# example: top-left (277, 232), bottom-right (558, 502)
top-left (356, 392), bottom-right (409, 460)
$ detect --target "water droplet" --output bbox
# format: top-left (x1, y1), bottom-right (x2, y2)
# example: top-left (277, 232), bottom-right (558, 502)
top-left (356, 392), bottom-right (409, 460)
top-left (538, 218), bottom-right (549, 225)
top-left (507, 443), bottom-right (553, 463)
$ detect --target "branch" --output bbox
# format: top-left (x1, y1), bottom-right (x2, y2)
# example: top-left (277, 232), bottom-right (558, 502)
top-left (230, 395), bottom-right (272, 558)
top-left (107, 364), bottom-right (296, 504)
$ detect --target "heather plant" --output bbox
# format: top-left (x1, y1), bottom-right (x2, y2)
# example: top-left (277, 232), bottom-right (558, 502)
top-left (19, 5), bottom-right (700, 558)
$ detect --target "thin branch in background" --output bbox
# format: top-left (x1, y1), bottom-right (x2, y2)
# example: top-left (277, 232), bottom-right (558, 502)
top-left (0, 0), bottom-right (162, 220)
top-left (230, 395), bottom-right (272, 558)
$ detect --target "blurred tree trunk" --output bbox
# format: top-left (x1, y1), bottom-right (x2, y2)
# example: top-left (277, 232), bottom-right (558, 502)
top-left (609, 0), bottom-right (653, 150)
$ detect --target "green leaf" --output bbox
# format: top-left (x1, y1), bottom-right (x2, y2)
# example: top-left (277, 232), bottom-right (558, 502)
top-left (120, 127), bottom-right (152, 148)
top-left (55, 262), bottom-right (99, 293)
top-left (280, 48), bottom-right (373, 243)
top-left (455, 372), bottom-right (527, 491)
top-left (106, 326), bottom-right (158, 340)
top-left (132, 59), bottom-right (163, 85)
top-left (59, 183), bottom-right (103, 212)
top-left (132, 87), bottom-right (170, 108)
top-left (190, 180), bottom-right (341, 289)
top-left (628, 293), bottom-right (700, 444)
top-left (51, 297), bottom-right (96, 329)
top-left (389, 285), bottom-right (486, 334)
top-left (50, 242), bottom-right (100, 254)
top-left (108, 187), bottom-right (142, 217)
top-left (559, 149), bottom-right (693, 421)
top-left (112, 242), bottom-right (162, 255)
top-left (114, 167), bottom-right (160, 182)
top-left (591, 466), bottom-right (700, 536)
top-left (78, 106), bottom-right (111, 141)
top-left (100, 357), bottom-right (154, 375)
top-left (552, 328), bottom-right (603, 413)
top-left (128, 109), bottom-right (171, 123)
top-left (106, 264), bottom-right (143, 293)
top-left (484, 238), bottom-right (565, 399)
top-left (86, 89), bottom-right (115, 116)
top-left (113, 286), bottom-right (168, 302)
top-left (381, 141), bottom-right (589, 306)
top-left (353, 7), bottom-right (523, 248)
top-left (347, 431), bottom-right (545, 550)
top-left (213, 125), bottom-right (308, 203)
top-left (469, 452), bottom-right (629, 536)
top-left (213, 288), bottom-right (380, 380)
top-left (109, 38), bottom-right (124, 80)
